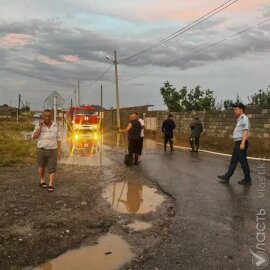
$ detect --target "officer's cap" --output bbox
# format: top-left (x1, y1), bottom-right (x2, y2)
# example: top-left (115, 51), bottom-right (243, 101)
top-left (233, 103), bottom-right (245, 110)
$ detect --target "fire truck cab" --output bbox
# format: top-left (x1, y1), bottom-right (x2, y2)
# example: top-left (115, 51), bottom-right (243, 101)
top-left (68, 105), bottom-right (100, 131)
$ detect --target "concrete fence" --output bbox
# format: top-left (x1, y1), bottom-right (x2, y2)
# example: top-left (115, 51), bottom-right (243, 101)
top-left (103, 105), bottom-right (270, 156)
top-left (145, 107), bottom-right (270, 156)
top-left (103, 105), bottom-right (152, 129)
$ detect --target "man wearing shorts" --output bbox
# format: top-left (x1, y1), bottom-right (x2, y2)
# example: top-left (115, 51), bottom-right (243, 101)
top-left (32, 109), bottom-right (61, 192)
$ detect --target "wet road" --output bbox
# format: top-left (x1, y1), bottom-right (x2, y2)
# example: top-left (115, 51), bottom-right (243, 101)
top-left (57, 128), bottom-right (269, 269)
top-left (125, 146), bottom-right (270, 270)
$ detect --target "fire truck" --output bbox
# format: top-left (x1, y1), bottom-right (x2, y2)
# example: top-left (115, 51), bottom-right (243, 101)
top-left (67, 105), bottom-right (102, 154)
top-left (67, 105), bottom-right (100, 132)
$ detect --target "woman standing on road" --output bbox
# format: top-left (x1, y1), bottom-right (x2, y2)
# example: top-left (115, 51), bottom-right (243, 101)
top-left (119, 113), bottom-right (142, 165)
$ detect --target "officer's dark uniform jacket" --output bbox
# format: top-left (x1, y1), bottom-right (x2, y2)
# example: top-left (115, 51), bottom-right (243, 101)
top-left (162, 119), bottom-right (176, 139)
top-left (190, 120), bottom-right (203, 138)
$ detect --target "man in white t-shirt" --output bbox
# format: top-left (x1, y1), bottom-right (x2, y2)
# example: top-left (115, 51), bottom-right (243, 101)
top-left (135, 112), bottom-right (144, 162)
top-left (32, 109), bottom-right (61, 192)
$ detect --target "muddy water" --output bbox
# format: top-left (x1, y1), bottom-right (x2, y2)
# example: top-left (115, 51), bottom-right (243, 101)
top-left (102, 182), bottom-right (165, 214)
top-left (103, 132), bottom-right (159, 150)
top-left (35, 234), bottom-right (134, 270)
top-left (127, 221), bottom-right (152, 231)
top-left (59, 127), bottom-right (160, 167)
top-left (59, 127), bottom-right (114, 166)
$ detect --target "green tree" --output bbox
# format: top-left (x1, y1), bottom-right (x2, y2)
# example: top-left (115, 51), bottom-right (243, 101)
top-left (251, 86), bottom-right (270, 105)
top-left (160, 81), bottom-right (216, 112)
top-left (223, 99), bottom-right (235, 110)
top-left (160, 81), bottom-right (182, 111)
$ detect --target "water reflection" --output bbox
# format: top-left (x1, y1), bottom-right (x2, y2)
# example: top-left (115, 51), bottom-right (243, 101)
top-left (67, 129), bottom-right (101, 157)
top-left (59, 127), bottom-right (113, 166)
top-left (102, 182), bottom-right (165, 214)
top-left (35, 234), bottom-right (134, 270)
top-left (102, 132), bottom-right (159, 150)
top-left (118, 183), bottom-right (143, 213)
top-left (59, 128), bottom-right (159, 166)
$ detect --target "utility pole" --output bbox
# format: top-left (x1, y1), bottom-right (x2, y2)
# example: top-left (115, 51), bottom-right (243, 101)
top-left (101, 84), bottom-right (103, 109)
top-left (71, 98), bottom-right (73, 108)
top-left (100, 84), bottom-right (103, 126)
top-left (114, 50), bottom-right (120, 129)
top-left (77, 80), bottom-right (80, 106)
top-left (74, 88), bottom-right (77, 107)
top-left (53, 95), bottom-right (57, 123)
top-left (17, 94), bottom-right (21, 122)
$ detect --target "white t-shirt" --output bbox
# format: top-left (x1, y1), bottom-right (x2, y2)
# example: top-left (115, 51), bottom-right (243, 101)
top-left (32, 122), bottom-right (60, 149)
top-left (139, 118), bottom-right (144, 137)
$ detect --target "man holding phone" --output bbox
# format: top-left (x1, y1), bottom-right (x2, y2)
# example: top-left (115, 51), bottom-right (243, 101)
top-left (32, 109), bottom-right (61, 192)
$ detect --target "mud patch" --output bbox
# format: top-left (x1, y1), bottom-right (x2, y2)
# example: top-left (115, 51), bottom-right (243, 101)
top-left (0, 161), bottom-right (174, 270)
top-left (35, 234), bottom-right (134, 270)
top-left (126, 221), bottom-right (152, 232)
top-left (59, 153), bottom-right (114, 167)
top-left (102, 182), bottom-right (165, 214)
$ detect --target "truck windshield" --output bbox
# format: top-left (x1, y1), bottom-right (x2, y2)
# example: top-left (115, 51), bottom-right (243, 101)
top-left (74, 110), bottom-right (97, 115)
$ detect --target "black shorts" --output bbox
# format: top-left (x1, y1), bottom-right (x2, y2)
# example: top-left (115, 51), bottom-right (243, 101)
top-left (37, 148), bottom-right (58, 174)
top-left (164, 134), bottom-right (173, 144)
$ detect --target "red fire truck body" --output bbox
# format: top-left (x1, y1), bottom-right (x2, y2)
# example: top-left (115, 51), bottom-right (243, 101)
top-left (68, 105), bottom-right (99, 131)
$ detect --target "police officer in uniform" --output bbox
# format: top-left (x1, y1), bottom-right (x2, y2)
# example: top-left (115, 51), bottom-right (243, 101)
top-left (218, 103), bottom-right (252, 185)
top-left (189, 117), bottom-right (203, 152)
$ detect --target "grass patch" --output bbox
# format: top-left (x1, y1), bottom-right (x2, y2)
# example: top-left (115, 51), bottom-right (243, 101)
top-left (0, 119), bottom-right (36, 166)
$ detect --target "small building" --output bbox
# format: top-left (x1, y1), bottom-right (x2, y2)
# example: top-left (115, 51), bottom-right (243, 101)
top-left (0, 104), bottom-right (17, 118)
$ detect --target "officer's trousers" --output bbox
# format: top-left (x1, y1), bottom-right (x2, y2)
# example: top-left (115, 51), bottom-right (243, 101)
top-left (226, 140), bottom-right (251, 180)
top-left (190, 137), bottom-right (200, 151)
top-left (164, 134), bottom-right (173, 150)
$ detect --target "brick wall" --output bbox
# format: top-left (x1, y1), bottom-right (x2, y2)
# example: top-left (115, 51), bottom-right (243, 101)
top-left (103, 105), bottom-right (152, 129)
top-left (145, 106), bottom-right (270, 156)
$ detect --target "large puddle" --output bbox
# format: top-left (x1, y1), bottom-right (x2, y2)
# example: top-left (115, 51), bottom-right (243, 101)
top-left (57, 127), bottom-right (159, 167)
top-left (35, 234), bottom-right (134, 270)
top-left (59, 127), bottom-right (114, 166)
top-left (102, 182), bottom-right (165, 214)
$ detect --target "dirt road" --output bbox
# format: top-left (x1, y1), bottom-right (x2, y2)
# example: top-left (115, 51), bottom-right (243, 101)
top-left (0, 161), bottom-right (173, 270)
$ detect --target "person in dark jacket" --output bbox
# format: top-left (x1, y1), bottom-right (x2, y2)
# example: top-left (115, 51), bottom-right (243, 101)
top-left (120, 113), bottom-right (142, 165)
top-left (189, 117), bottom-right (203, 152)
top-left (162, 114), bottom-right (176, 151)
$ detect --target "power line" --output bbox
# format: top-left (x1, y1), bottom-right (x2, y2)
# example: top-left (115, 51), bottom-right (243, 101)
top-left (123, 18), bottom-right (270, 82)
top-left (66, 90), bottom-right (76, 100)
top-left (63, 65), bottom-right (114, 105)
top-left (119, 0), bottom-right (239, 63)
top-left (87, 65), bottom-right (113, 88)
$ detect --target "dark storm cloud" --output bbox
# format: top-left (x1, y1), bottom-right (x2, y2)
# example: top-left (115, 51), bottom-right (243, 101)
top-left (263, 5), bottom-right (270, 17)
top-left (0, 18), bottom-right (269, 86)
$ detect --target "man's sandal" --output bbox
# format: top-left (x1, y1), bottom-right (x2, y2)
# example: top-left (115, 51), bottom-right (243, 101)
top-left (39, 182), bottom-right (47, 188)
top-left (47, 186), bottom-right (54, 192)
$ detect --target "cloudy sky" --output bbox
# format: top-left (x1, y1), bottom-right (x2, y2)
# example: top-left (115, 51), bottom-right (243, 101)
top-left (0, 0), bottom-right (269, 110)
